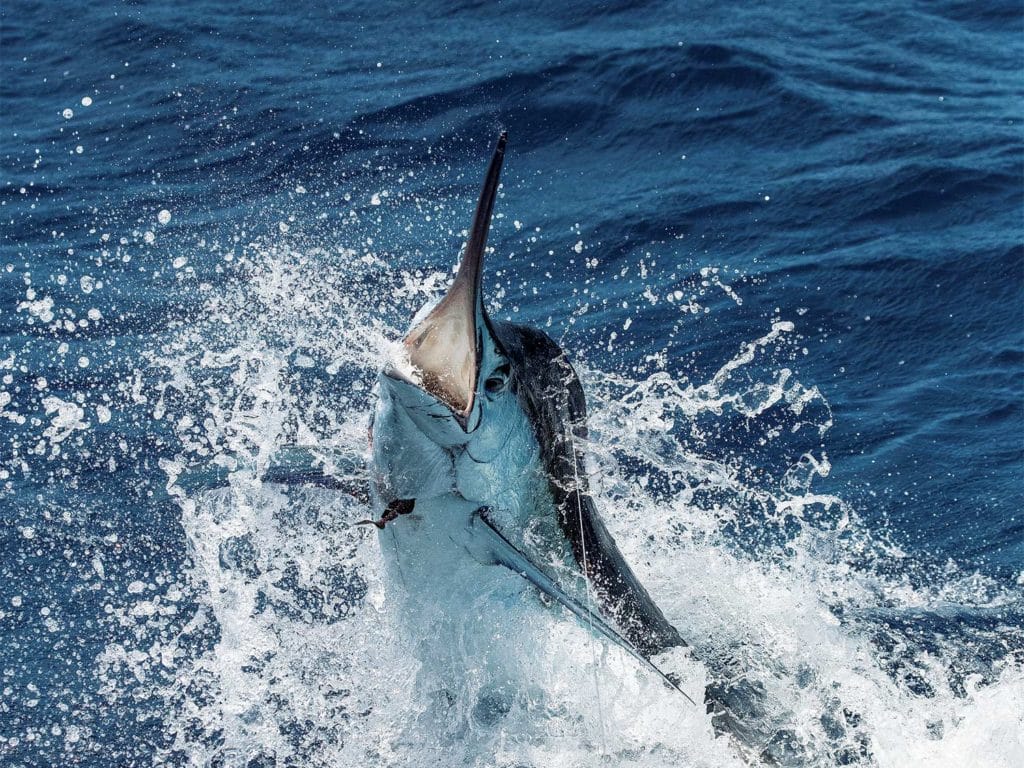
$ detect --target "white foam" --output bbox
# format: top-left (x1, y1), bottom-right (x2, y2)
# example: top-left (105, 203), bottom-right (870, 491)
top-left (99, 233), bottom-right (1022, 767)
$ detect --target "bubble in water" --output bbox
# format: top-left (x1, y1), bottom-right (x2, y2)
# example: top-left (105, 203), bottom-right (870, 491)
top-left (158, 209), bottom-right (172, 225)
top-left (62, 108), bottom-right (73, 119)
top-left (81, 96), bottom-right (92, 107)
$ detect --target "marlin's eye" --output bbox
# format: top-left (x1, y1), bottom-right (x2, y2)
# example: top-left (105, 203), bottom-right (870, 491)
top-left (484, 364), bottom-right (510, 395)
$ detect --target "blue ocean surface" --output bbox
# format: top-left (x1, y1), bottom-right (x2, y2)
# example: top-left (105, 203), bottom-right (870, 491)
top-left (1, 1), bottom-right (1022, 766)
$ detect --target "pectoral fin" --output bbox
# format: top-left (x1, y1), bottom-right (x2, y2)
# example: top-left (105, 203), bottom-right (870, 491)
top-left (261, 445), bottom-right (369, 501)
top-left (470, 509), bottom-right (694, 704)
top-left (161, 445), bottom-right (369, 502)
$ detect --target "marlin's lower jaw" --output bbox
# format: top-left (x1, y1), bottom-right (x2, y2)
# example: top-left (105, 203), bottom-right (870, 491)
top-left (380, 368), bottom-right (481, 443)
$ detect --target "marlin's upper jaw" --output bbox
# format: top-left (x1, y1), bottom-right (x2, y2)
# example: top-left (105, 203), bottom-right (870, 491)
top-left (385, 131), bottom-right (507, 430)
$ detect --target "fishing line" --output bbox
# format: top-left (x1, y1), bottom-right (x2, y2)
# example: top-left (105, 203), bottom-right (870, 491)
top-left (568, 419), bottom-right (609, 757)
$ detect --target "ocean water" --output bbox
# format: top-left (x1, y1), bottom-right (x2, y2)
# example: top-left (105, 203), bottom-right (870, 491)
top-left (1, 1), bottom-right (1022, 766)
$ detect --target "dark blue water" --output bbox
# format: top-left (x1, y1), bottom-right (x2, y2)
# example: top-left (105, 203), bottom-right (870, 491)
top-left (2, 1), bottom-right (1022, 765)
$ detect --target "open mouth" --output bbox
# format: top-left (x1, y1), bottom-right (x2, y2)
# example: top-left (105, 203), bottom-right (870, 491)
top-left (390, 132), bottom-right (507, 425)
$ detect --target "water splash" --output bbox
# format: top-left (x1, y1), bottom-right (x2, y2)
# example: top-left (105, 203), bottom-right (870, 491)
top-left (4, 219), bottom-right (1020, 766)
top-left (94, 232), bottom-right (1017, 767)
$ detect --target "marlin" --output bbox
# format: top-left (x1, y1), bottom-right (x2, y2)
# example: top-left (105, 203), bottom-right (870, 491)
top-left (366, 132), bottom-right (692, 702)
